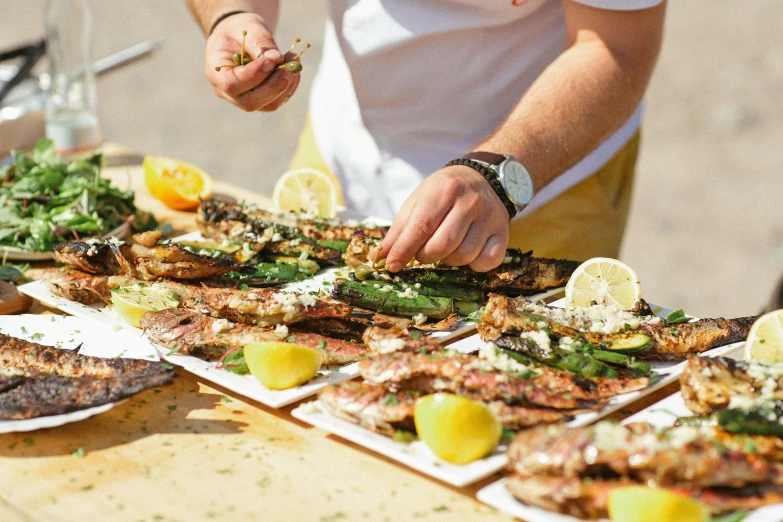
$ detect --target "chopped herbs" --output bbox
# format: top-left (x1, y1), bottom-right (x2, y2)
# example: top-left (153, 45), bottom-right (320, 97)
top-left (381, 393), bottom-right (399, 405)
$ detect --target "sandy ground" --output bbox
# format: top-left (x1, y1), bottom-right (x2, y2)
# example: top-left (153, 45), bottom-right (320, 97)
top-left (2, 1), bottom-right (782, 319)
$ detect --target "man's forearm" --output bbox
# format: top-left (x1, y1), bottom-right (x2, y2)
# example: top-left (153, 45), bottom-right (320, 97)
top-left (473, 1), bottom-right (666, 192)
top-left (187, 0), bottom-right (280, 35)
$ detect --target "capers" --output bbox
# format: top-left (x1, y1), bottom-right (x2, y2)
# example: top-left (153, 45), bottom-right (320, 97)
top-left (276, 40), bottom-right (311, 74)
top-left (354, 264), bottom-right (376, 281)
top-left (216, 30), bottom-right (254, 71)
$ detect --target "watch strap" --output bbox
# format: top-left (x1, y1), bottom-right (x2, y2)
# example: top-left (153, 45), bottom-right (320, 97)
top-left (462, 151), bottom-right (506, 166)
top-left (444, 158), bottom-right (517, 220)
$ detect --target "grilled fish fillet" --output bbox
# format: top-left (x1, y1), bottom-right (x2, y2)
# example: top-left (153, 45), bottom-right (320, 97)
top-left (42, 267), bottom-right (353, 326)
top-left (507, 421), bottom-right (783, 488)
top-left (318, 381), bottom-right (578, 436)
top-left (140, 308), bottom-right (370, 365)
top-left (480, 294), bottom-right (757, 356)
top-left (681, 355), bottom-right (783, 415)
top-left (358, 351), bottom-right (648, 409)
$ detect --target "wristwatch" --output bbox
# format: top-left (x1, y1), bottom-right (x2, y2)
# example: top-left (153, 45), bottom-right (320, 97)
top-left (444, 152), bottom-right (535, 219)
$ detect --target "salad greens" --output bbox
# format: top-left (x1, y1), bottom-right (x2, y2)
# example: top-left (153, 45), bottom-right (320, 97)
top-left (0, 139), bottom-right (157, 251)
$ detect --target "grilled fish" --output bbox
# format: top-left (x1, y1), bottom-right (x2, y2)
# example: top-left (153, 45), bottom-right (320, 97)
top-left (140, 308), bottom-right (369, 365)
top-left (681, 355), bottom-right (783, 415)
top-left (197, 199), bottom-right (386, 265)
top-left (54, 232), bottom-right (242, 280)
top-left (505, 474), bottom-right (783, 519)
top-left (507, 421), bottom-right (783, 488)
top-left (0, 333), bottom-right (174, 420)
top-left (318, 380), bottom-right (577, 436)
top-left (198, 198), bottom-right (387, 243)
top-left (0, 373), bottom-right (173, 420)
top-left (42, 267), bottom-right (354, 326)
top-left (480, 294), bottom-right (756, 357)
top-left (0, 333), bottom-right (170, 379)
top-left (358, 351), bottom-right (648, 409)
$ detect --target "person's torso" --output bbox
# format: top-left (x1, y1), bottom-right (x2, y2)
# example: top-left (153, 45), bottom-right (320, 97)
top-left (309, 0), bottom-right (641, 219)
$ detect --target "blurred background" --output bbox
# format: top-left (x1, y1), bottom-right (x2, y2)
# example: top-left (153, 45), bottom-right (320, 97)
top-left (1, 1), bottom-right (782, 319)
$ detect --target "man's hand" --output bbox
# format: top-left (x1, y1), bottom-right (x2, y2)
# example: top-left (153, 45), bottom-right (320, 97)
top-left (372, 166), bottom-right (510, 273)
top-left (205, 12), bottom-right (300, 112)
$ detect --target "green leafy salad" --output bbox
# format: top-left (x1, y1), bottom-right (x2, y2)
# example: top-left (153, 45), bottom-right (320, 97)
top-left (0, 139), bottom-right (157, 251)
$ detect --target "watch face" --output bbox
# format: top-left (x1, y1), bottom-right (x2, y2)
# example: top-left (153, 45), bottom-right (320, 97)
top-left (501, 160), bottom-right (534, 206)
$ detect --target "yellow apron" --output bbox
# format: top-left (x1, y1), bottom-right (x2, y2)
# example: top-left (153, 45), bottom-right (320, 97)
top-left (290, 118), bottom-right (640, 262)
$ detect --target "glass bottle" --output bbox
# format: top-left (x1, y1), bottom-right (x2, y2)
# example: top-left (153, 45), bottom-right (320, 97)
top-left (44, 0), bottom-right (101, 155)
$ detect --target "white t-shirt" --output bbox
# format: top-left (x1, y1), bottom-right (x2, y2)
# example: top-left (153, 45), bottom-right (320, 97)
top-left (309, 0), bottom-right (663, 220)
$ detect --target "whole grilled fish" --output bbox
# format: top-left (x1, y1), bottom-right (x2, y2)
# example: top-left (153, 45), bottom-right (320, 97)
top-left (480, 294), bottom-right (757, 357)
top-left (42, 267), bottom-right (354, 326)
top-left (54, 232), bottom-right (241, 280)
top-left (198, 198), bottom-right (387, 243)
top-left (507, 421), bottom-right (783, 488)
top-left (0, 333), bottom-right (169, 379)
top-left (505, 474), bottom-right (783, 519)
top-left (358, 351), bottom-right (648, 409)
top-left (681, 355), bottom-right (783, 415)
top-left (0, 333), bottom-right (174, 420)
top-left (140, 308), bottom-right (370, 365)
top-left (197, 199), bottom-right (386, 265)
top-left (318, 381), bottom-right (578, 436)
top-left (0, 373), bottom-right (173, 420)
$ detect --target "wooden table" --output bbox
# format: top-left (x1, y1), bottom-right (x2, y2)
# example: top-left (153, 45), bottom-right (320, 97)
top-left (0, 148), bottom-right (680, 522)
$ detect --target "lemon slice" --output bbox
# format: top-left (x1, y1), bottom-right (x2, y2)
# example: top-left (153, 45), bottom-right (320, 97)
top-left (413, 393), bottom-right (502, 464)
top-left (243, 341), bottom-right (323, 390)
top-left (608, 486), bottom-right (709, 522)
top-left (272, 168), bottom-right (338, 218)
top-left (111, 284), bottom-right (179, 328)
top-left (744, 309), bottom-right (783, 362)
top-left (565, 257), bottom-right (642, 309)
top-left (143, 156), bottom-right (213, 211)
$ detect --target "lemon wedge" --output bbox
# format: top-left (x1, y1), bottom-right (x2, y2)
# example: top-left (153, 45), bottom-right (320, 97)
top-left (744, 309), bottom-right (783, 362)
top-left (111, 284), bottom-right (178, 328)
top-left (608, 486), bottom-right (709, 522)
top-left (565, 257), bottom-right (642, 309)
top-left (413, 393), bottom-right (501, 464)
top-left (143, 156), bottom-right (213, 211)
top-left (244, 341), bottom-right (323, 390)
top-left (272, 168), bottom-right (339, 218)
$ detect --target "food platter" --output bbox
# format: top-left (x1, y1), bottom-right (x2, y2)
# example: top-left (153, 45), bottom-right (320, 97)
top-left (291, 301), bottom-right (748, 487)
top-left (474, 344), bottom-right (783, 522)
top-left (476, 390), bottom-right (783, 522)
top-left (0, 314), bottom-right (159, 434)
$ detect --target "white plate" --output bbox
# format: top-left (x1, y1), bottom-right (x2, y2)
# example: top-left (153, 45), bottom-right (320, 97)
top-left (0, 222), bottom-right (131, 261)
top-left (0, 314), bottom-right (159, 433)
top-left (476, 345), bottom-right (783, 522)
top-left (291, 400), bottom-right (508, 487)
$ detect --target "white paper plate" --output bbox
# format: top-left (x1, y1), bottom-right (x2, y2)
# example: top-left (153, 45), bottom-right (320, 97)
top-left (291, 400), bottom-right (507, 487)
top-left (0, 314), bottom-right (159, 433)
